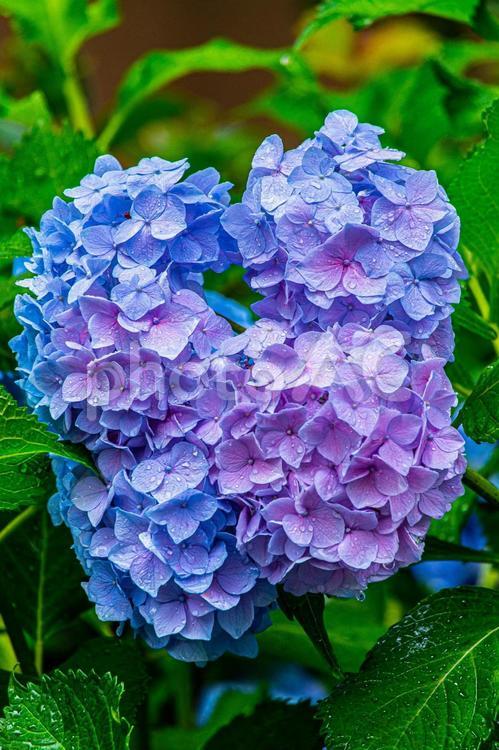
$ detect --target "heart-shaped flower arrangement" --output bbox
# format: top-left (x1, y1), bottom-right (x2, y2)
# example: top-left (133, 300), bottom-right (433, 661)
top-left (12, 111), bottom-right (466, 663)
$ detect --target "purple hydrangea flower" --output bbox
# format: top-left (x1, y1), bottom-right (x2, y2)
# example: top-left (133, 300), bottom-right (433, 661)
top-left (371, 171), bottom-right (446, 252)
top-left (223, 110), bottom-right (466, 358)
top-left (216, 434), bottom-right (283, 494)
top-left (206, 322), bottom-right (465, 598)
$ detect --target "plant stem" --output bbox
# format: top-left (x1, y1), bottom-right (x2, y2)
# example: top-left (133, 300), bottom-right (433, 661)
top-left (463, 466), bottom-right (499, 507)
top-left (0, 505), bottom-right (38, 546)
top-left (469, 275), bottom-right (490, 320)
top-left (34, 511), bottom-right (48, 676)
top-left (98, 114), bottom-right (121, 153)
top-left (62, 61), bottom-right (95, 138)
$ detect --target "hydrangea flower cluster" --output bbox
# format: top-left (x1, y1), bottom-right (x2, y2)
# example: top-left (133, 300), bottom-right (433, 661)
top-left (12, 110), bottom-right (466, 663)
top-left (222, 110), bottom-right (466, 360)
top-left (12, 154), bottom-right (274, 662)
top-left (211, 321), bottom-right (465, 595)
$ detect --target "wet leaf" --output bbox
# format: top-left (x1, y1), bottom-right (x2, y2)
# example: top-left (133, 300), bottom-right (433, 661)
top-left (320, 586), bottom-right (499, 750)
top-left (460, 360), bottom-right (499, 442)
top-left (0, 669), bottom-right (132, 749)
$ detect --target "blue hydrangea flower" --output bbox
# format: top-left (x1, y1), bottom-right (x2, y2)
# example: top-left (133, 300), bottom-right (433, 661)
top-left (13, 154), bottom-right (275, 663)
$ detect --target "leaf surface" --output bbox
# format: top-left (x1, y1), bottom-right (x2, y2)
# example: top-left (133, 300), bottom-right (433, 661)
top-left (0, 124), bottom-right (99, 221)
top-left (0, 384), bottom-right (94, 473)
top-left (320, 586), bottom-right (499, 750)
top-left (449, 100), bottom-right (499, 275)
top-left (277, 589), bottom-right (343, 678)
top-left (297, 0), bottom-right (480, 46)
top-left (0, 509), bottom-right (88, 672)
top-left (0, 0), bottom-right (119, 66)
top-left (460, 360), bottom-right (499, 442)
top-left (100, 39), bottom-right (286, 147)
top-left (0, 669), bottom-right (131, 749)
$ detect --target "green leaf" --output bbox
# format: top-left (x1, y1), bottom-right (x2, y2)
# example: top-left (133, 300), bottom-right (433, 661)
top-left (260, 593), bottom-right (386, 674)
top-left (152, 729), bottom-right (204, 750)
top-left (0, 0), bottom-right (120, 67)
top-left (460, 360), bottom-right (499, 442)
top-left (62, 638), bottom-right (149, 724)
top-left (0, 672), bottom-right (31, 713)
top-left (0, 384), bottom-right (93, 511)
top-left (0, 510), bottom-right (88, 673)
top-left (0, 670), bottom-right (10, 711)
top-left (0, 90), bottom-right (50, 127)
top-left (277, 589), bottom-right (343, 678)
top-left (0, 230), bottom-right (32, 263)
top-left (0, 669), bottom-right (132, 749)
top-left (320, 586), bottom-right (499, 750)
top-left (204, 700), bottom-right (322, 750)
top-left (297, 0), bottom-right (480, 47)
top-left (481, 721), bottom-right (499, 750)
top-left (473, 0), bottom-right (499, 40)
top-left (477, 503), bottom-right (499, 555)
top-left (0, 567), bottom-right (36, 676)
top-left (0, 383), bottom-right (93, 470)
top-left (0, 454), bottom-right (52, 511)
top-left (0, 325), bottom-right (20, 373)
top-left (248, 75), bottom-right (328, 136)
top-left (99, 39), bottom-right (286, 148)
top-left (423, 534), bottom-right (499, 564)
top-left (448, 99), bottom-right (499, 275)
top-left (0, 123), bottom-right (99, 222)
top-left (435, 60), bottom-right (497, 148)
top-left (0, 91), bottom-right (51, 148)
top-left (446, 357), bottom-right (475, 395)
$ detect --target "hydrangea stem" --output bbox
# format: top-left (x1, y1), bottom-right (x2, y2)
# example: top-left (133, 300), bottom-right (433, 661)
top-left (463, 466), bottom-right (499, 507)
top-left (34, 511), bottom-right (48, 675)
top-left (62, 61), bottom-right (94, 139)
